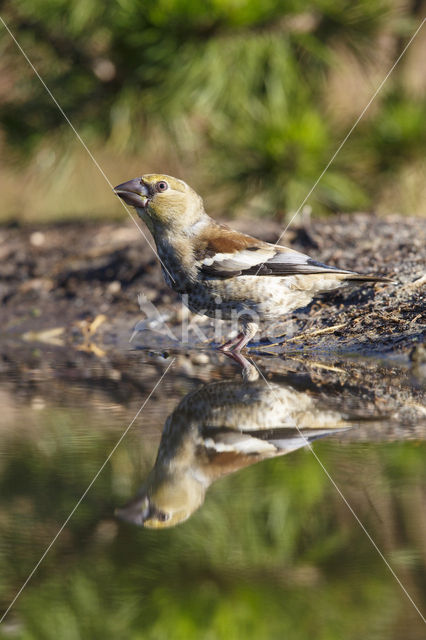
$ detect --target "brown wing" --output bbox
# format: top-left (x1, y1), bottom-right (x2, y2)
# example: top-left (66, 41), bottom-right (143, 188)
top-left (194, 224), bottom-right (354, 279)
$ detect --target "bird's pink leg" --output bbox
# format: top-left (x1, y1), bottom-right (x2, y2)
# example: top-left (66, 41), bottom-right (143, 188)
top-left (221, 349), bottom-right (259, 381)
top-left (218, 322), bottom-right (259, 353)
top-left (217, 332), bottom-right (244, 352)
top-left (229, 332), bottom-right (252, 352)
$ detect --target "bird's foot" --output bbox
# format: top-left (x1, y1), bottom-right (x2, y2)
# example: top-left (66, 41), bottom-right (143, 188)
top-left (217, 323), bottom-right (258, 355)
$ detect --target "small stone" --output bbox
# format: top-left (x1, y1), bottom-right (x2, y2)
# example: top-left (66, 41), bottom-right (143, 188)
top-left (107, 281), bottom-right (121, 295)
top-left (191, 352), bottom-right (210, 365)
top-left (31, 396), bottom-right (46, 410)
top-left (30, 232), bottom-right (45, 247)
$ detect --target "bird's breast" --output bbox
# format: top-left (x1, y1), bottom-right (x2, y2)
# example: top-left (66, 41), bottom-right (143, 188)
top-left (178, 276), bottom-right (315, 320)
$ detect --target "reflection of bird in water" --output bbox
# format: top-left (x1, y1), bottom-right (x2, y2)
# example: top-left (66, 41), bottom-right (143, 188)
top-left (116, 375), bottom-right (351, 529)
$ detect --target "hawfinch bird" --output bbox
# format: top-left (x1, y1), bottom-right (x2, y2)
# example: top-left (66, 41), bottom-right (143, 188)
top-left (116, 376), bottom-right (351, 529)
top-left (114, 174), bottom-right (389, 352)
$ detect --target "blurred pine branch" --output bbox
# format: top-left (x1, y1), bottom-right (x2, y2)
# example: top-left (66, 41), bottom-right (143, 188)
top-left (0, 0), bottom-right (425, 221)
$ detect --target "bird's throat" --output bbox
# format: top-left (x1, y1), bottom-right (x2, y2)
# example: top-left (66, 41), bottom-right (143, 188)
top-left (136, 207), bottom-right (155, 234)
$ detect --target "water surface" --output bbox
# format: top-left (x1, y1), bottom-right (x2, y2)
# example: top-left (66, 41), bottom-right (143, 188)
top-left (0, 345), bottom-right (425, 639)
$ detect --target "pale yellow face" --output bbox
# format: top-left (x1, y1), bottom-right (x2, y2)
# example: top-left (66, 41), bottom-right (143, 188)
top-left (114, 173), bottom-right (204, 232)
top-left (144, 174), bottom-right (205, 231)
top-left (142, 174), bottom-right (187, 221)
top-left (143, 473), bottom-right (206, 529)
top-left (115, 470), bottom-right (206, 529)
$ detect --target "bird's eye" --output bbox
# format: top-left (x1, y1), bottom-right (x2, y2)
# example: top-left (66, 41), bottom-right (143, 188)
top-left (157, 511), bottom-right (170, 522)
top-left (156, 181), bottom-right (168, 192)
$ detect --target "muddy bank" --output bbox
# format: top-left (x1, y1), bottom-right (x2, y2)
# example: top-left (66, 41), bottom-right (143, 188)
top-left (0, 213), bottom-right (425, 356)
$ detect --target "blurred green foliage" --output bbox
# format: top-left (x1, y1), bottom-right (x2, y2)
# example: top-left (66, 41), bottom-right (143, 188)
top-left (0, 0), bottom-right (425, 219)
top-left (0, 399), bottom-right (425, 638)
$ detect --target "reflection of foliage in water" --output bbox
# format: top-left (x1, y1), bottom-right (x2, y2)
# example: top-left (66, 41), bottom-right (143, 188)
top-left (0, 403), bottom-right (425, 638)
top-left (1, 0), bottom-right (426, 219)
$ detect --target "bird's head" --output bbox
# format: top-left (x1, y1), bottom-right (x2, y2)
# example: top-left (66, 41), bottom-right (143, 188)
top-left (114, 174), bottom-right (205, 234)
top-left (115, 469), bottom-right (206, 529)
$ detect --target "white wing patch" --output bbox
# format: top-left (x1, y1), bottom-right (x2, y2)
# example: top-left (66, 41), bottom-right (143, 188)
top-left (198, 244), bottom-right (322, 277)
top-left (198, 239), bottom-right (352, 278)
top-left (201, 248), bottom-right (273, 269)
top-left (268, 249), bottom-right (311, 264)
top-left (204, 432), bottom-right (276, 455)
top-left (202, 426), bottom-right (347, 456)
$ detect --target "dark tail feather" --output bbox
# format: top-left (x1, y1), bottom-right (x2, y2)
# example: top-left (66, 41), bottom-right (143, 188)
top-left (345, 274), bottom-right (395, 284)
top-left (293, 260), bottom-right (395, 283)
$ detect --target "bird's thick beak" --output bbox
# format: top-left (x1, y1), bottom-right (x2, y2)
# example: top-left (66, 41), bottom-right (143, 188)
top-left (115, 495), bottom-right (152, 526)
top-left (114, 177), bottom-right (149, 208)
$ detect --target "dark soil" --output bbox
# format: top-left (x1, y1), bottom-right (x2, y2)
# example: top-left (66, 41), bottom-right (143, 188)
top-left (1, 213), bottom-right (424, 356)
